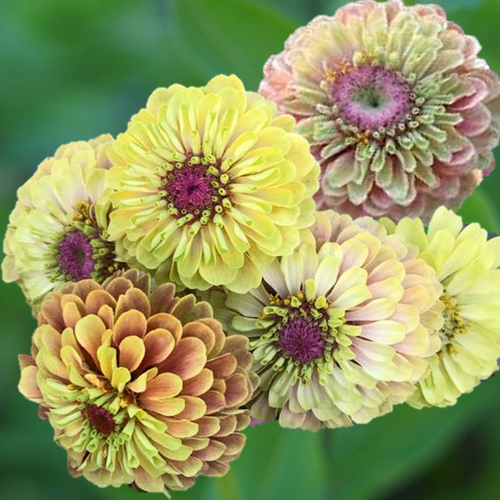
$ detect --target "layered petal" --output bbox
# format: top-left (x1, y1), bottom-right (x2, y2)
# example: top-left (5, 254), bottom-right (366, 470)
top-left (19, 270), bottom-right (256, 493)
top-left (259, 0), bottom-right (500, 223)
top-left (2, 135), bottom-right (126, 308)
top-left (386, 207), bottom-right (500, 407)
top-left (218, 211), bottom-right (442, 430)
top-left (108, 75), bottom-right (320, 293)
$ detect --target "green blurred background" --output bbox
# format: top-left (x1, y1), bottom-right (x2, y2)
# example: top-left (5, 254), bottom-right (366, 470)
top-left (1, 0), bottom-right (500, 499)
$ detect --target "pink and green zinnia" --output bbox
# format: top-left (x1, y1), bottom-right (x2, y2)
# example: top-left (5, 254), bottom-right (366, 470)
top-left (220, 211), bottom-right (444, 430)
top-left (259, 0), bottom-right (500, 222)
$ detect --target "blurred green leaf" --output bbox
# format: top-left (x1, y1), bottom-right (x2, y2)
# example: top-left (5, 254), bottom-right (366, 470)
top-left (171, 0), bottom-right (298, 90)
top-left (0, 0), bottom-right (203, 196)
top-left (326, 0), bottom-right (485, 14)
top-left (327, 374), bottom-right (500, 500)
top-left (257, 0), bottom-right (324, 21)
top-left (458, 189), bottom-right (500, 234)
top-left (381, 404), bottom-right (500, 500)
top-left (463, 414), bottom-right (500, 500)
top-left (2, 1), bottom-right (500, 500)
top-left (235, 423), bottom-right (328, 500)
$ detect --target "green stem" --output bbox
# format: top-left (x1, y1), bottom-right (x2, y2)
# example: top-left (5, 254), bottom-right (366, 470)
top-left (322, 429), bottom-right (336, 499)
top-left (322, 428), bottom-right (335, 458)
top-left (214, 471), bottom-right (242, 500)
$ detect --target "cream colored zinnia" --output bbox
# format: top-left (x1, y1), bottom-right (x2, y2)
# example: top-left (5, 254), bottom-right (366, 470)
top-left (107, 75), bottom-right (319, 294)
top-left (220, 211), bottom-right (443, 430)
top-left (2, 135), bottom-right (125, 307)
top-left (382, 206), bottom-right (500, 406)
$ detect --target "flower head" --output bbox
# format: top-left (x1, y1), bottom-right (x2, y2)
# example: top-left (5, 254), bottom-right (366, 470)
top-left (19, 270), bottom-right (256, 493)
top-left (382, 207), bottom-right (500, 407)
top-left (260, 0), bottom-right (500, 222)
top-left (221, 211), bottom-right (443, 430)
top-left (108, 75), bottom-right (319, 293)
top-left (2, 135), bottom-right (125, 307)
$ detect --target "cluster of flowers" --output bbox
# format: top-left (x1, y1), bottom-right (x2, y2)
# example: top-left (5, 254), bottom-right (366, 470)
top-left (3, 0), bottom-right (500, 496)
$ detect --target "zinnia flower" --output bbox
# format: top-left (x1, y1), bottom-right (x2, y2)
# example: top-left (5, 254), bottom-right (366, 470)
top-left (19, 270), bottom-right (256, 493)
top-left (382, 207), bottom-right (500, 407)
top-left (259, 0), bottom-right (500, 222)
top-left (2, 135), bottom-right (125, 307)
top-left (220, 211), bottom-right (443, 430)
top-left (107, 75), bottom-right (319, 293)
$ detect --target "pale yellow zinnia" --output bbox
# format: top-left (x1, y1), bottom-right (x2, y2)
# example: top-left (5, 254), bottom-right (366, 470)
top-left (382, 207), bottom-right (500, 406)
top-left (2, 135), bottom-right (125, 307)
top-left (107, 75), bottom-right (319, 294)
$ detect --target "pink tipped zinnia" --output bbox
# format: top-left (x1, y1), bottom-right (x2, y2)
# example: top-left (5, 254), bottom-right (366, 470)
top-left (259, 0), bottom-right (500, 223)
top-left (221, 211), bottom-right (444, 430)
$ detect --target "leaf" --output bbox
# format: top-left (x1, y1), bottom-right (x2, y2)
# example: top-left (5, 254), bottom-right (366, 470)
top-left (326, 0), bottom-right (485, 14)
top-left (254, 0), bottom-right (322, 21)
top-left (232, 422), bottom-right (329, 500)
top-left (458, 189), bottom-right (500, 234)
top-left (170, 0), bottom-right (298, 90)
top-left (325, 373), bottom-right (500, 500)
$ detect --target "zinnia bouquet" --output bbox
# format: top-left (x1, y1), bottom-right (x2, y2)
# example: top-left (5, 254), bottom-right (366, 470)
top-left (3, 1), bottom-right (500, 497)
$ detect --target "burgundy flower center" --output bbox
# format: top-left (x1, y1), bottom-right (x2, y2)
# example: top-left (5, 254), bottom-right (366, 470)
top-left (331, 65), bottom-right (412, 130)
top-left (82, 404), bottom-right (116, 436)
top-left (168, 162), bottom-right (216, 214)
top-left (278, 318), bottom-right (325, 364)
top-left (161, 154), bottom-right (232, 225)
top-left (58, 230), bottom-right (96, 281)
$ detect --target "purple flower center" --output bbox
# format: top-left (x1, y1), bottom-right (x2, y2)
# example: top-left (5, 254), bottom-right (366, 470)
top-left (58, 230), bottom-right (95, 281)
top-left (331, 65), bottom-right (412, 130)
top-left (82, 404), bottom-right (116, 436)
top-left (167, 162), bottom-right (217, 215)
top-left (278, 318), bottom-right (325, 364)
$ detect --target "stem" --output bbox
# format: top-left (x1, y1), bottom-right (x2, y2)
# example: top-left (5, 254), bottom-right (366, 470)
top-left (214, 471), bottom-right (242, 500)
top-left (321, 428), bottom-right (335, 458)
top-left (322, 429), bottom-right (336, 499)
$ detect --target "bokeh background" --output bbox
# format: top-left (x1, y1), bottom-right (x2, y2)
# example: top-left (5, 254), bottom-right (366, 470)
top-left (1, 0), bottom-right (500, 499)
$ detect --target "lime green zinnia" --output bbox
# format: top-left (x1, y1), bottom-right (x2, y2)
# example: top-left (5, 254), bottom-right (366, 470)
top-left (107, 75), bottom-right (319, 294)
top-left (2, 135), bottom-right (125, 307)
top-left (221, 211), bottom-right (443, 430)
top-left (383, 207), bottom-right (500, 407)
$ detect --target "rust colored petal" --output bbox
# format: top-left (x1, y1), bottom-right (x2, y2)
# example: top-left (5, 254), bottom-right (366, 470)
top-left (147, 313), bottom-right (183, 343)
top-left (115, 288), bottom-right (151, 318)
top-left (143, 372), bottom-right (183, 399)
top-left (159, 337), bottom-right (207, 380)
top-left (181, 369), bottom-right (214, 397)
top-left (118, 336), bottom-right (145, 372)
top-left (113, 309), bottom-right (147, 344)
top-left (85, 289), bottom-right (117, 315)
top-left (140, 329), bottom-right (176, 370)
